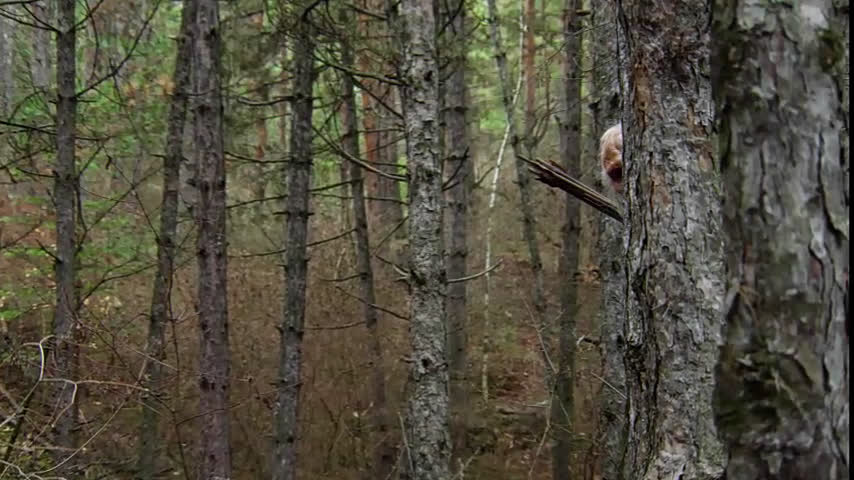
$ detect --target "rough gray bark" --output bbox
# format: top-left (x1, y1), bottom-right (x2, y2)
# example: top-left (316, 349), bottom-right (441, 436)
top-left (485, 0), bottom-right (549, 385)
top-left (618, 0), bottom-right (727, 477)
top-left (31, 1), bottom-right (52, 91)
top-left (50, 0), bottom-right (79, 471)
top-left (0, 15), bottom-right (14, 116)
top-left (191, 0), bottom-right (232, 478)
top-left (442, 0), bottom-right (470, 427)
top-left (136, 1), bottom-right (194, 478)
top-left (399, 0), bottom-right (450, 477)
top-left (589, 1), bottom-right (627, 478)
top-left (272, 13), bottom-right (316, 480)
top-left (551, 1), bottom-right (582, 478)
top-left (711, 0), bottom-right (850, 476)
top-left (339, 12), bottom-right (394, 478)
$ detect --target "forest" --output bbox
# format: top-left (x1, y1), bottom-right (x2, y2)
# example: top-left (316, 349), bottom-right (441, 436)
top-left (0, 0), bottom-right (848, 479)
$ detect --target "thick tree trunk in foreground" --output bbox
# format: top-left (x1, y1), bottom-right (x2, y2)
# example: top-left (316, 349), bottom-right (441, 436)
top-left (191, 0), bottom-right (232, 478)
top-left (551, 0), bottom-right (582, 478)
top-left (137, 1), bottom-right (194, 478)
top-left (51, 0), bottom-right (79, 470)
top-left (339, 14), bottom-right (394, 478)
top-left (272, 14), bottom-right (317, 480)
top-left (400, 0), bottom-right (450, 477)
top-left (618, 0), bottom-right (726, 477)
top-left (711, 0), bottom-right (849, 476)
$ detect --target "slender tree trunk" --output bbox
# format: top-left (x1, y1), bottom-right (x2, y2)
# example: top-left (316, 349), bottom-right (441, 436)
top-left (0, 15), bottom-right (14, 116)
top-left (618, 0), bottom-right (727, 476)
top-left (551, 1), bottom-right (582, 478)
top-left (32, 1), bottom-right (52, 91)
top-left (377, 83), bottom-right (404, 233)
top-left (339, 11), bottom-right (394, 478)
top-left (484, 0), bottom-right (548, 385)
top-left (191, 1), bottom-right (232, 478)
top-left (272, 13), bottom-right (316, 480)
top-left (589, 0), bottom-right (627, 477)
top-left (51, 0), bottom-right (79, 471)
top-left (443, 0), bottom-right (470, 439)
top-left (399, 0), bottom-right (450, 477)
top-left (136, 2), bottom-right (194, 478)
top-left (711, 0), bottom-right (849, 476)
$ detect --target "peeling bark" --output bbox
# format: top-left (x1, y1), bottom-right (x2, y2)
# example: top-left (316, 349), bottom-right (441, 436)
top-left (711, 0), bottom-right (850, 476)
top-left (618, 0), bottom-right (727, 477)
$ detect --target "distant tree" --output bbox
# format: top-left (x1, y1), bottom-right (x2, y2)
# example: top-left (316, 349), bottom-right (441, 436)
top-left (711, 0), bottom-right (849, 476)
top-left (31, 1), bottom-right (52, 91)
top-left (551, 0), bottom-right (583, 476)
top-left (588, 0), bottom-right (627, 476)
top-left (190, 0), bottom-right (232, 477)
top-left (50, 0), bottom-right (80, 471)
top-left (272, 7), bottom-right (317, 480)
top-left (0, 14), bottom-right (13, 115)
top-left (618, 0), bottom-right (727, 476)
top-left (442, 0), bottom-right (471, 437)
top-left (137, 1), bottom-right (194, 478)
top-left (399, 0), bottom-right (450, 476)
top-left (485, 0), bottom-right (549, 389)
top-left (339, 7), bottom-right (394, 477)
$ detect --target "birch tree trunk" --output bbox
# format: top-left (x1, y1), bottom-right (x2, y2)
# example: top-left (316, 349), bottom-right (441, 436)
top-left (137, 1), bottom-right (194, 478)
top-left (191, 0), bottom-right (232, 478)
top-left (340, 11), bottom-right (394, 478)
top-left (711, 0), bottom-right (849, 476)
top-left (551, 0), bottom-right (582, 477)
top-left (400, 0), bottom-right (450, 476)
top-left (51, 0), bottom-right (79, 470)
top-left (272, 12), bottom-right (317, 480)
top-left (618, 0), bottom-right (727, 476)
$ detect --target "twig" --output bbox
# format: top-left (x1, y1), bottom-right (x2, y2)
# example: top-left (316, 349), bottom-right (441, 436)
top-left (520, 154), bottom-right (623, 223)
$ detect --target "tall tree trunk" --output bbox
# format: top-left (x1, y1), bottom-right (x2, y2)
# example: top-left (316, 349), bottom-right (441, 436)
top-left (711, 0), bottom-right (849, 476)
top-left (32, 1), bottom-right (52, 91)
top-left (51, 0), bottom-right (79, 471)
top-left (377, 83), bottom-right (404, 235)
top-left (589, 0), bottom-right (627, 477)
top-left (0, 15), bottom-right (14, 116)
top-left (191, 0), bottom-right (232, 478)
top-left (272, 13), bottom-right (316, 480)
top-left (136, 1), bottom-right (194, 478)
top-left (618, 0), bottom-right (727, 476)
top-left (399, 0), bottom-right (450, 477)
top-left (484, 0), bottom-right (548, 386)
top-left (339, 10), bottom-right (394, 478)
top-left (443, 0), bottom-right (470, 441)
top-left (551, 1), bottom-right (582, 478)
